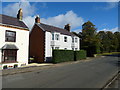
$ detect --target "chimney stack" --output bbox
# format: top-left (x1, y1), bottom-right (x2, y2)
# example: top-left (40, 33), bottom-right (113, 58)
top-left (64, 24), bottom-right (71, 32)
top-left (35, 15), bottom-right (40, 24)
top-left (17, 8), bottom-right (23, 21)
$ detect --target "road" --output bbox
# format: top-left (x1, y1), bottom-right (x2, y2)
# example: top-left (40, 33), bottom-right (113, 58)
top-left (2, 55), bottom-right (119, 88)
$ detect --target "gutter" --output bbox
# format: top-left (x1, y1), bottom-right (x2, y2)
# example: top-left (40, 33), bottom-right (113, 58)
top-left (0, 23), bottom-right (29, 30)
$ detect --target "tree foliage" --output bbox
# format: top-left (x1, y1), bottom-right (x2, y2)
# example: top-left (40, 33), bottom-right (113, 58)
top-left (81, 21), bottom-right (100, 56)
top-left (73, 21), bottom-right (119, 56)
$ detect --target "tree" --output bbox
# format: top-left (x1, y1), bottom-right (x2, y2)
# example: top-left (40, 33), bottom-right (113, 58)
top-left (97, 31), bottom-right (106, 53)
top-left (114, 32), bottom-right (120, 51)
top-left (97, 31), bottom-right (119, 53)
top-left (81, 21), bottom-right (100, 56)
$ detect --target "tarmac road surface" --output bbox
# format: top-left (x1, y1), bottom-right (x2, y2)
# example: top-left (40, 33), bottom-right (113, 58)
top-left (2, 55), bottom-right (119, 88)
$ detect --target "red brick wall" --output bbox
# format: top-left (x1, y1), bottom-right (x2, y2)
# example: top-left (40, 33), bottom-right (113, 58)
top-left (29, 24), bottom-right (45, 63)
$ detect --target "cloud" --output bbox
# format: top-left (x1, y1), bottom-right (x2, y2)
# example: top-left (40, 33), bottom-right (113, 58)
top-left (41, 11), bottom-right (84, 29)
top-left (104, 2), bottom-right (118, 10)
top-left (98, 27), bottom-right (118, 32)
top-left (94, 2), bottom-right (118, 10)
top-left (23, 16), bottom-right (36, 30)
top-left (3, 0), bottom-right (36, 17)
top-left (3, 1), bottom-right (84, 30)
top-left (23, 10), bottom-right (84, 30)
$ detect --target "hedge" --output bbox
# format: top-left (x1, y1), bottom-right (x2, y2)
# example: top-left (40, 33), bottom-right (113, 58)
top-left (52, 50), bottom-right (87, 63)
top-left (74, 50), bottom-right (87, 61)
top-left (52, 50), bottom-right (74, 63)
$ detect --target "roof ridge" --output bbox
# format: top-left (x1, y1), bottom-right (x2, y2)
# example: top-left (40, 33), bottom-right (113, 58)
top-left (38, 23), bottom-right (76, 36)
top-left (0, 14), bottom-right (18, 19)
top-left (40, 23), bottom-right (70, 32)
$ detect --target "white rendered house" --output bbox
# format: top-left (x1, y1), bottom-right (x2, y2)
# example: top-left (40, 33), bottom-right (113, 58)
top-left (0, 9), bottom-right (29, 69)
top-left (30, 16), bottom-right (80, 63)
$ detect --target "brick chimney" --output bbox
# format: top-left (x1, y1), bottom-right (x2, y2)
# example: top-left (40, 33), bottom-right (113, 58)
top-left (17, 8), bottom-right (23, 21)
top-left (64, 24), bottom-right (71, 32)
top-left (35, 15), bottom-right (40, 23)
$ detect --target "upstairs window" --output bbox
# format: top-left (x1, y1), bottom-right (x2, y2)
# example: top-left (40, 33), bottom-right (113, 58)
top-left (64, 37), bottom-right (67, 42)
top-left (5, 30), bottom-right (16, 42)
top-left (72, 37), bottom-right (74, 43)
top-left (55, 34), bottom-right (59, 40)
top-left (75, 38), bottom-right (77, 43)
top-left (52, 33), bottom-right (54, 40)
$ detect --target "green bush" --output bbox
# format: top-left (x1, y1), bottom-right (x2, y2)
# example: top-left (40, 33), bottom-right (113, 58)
top-left (3, 65), bottom-right (7, 69)
top-left (52, 50), bottom-right (87, 63)
top-left (74, 50), bottom-right (87, 61)
top-left (52, 50), bottom-right (74, 63)
top-left (14, 64), bottom-right (18, 68)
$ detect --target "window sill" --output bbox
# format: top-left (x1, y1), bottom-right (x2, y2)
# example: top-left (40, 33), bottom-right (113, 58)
top-left (1, 61), bottom-right (18, 64)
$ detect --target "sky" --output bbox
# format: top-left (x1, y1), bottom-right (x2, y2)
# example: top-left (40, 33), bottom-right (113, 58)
top-left (0, 0), bottom-right (119, 33)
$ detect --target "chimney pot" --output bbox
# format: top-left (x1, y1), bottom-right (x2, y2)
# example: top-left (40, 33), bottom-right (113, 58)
top-left (17, 8), bottom-right (23, 21)
top-left (35, 15), bottom-right (40, 23)
top-left (64, 24), bottom-right (71, 32)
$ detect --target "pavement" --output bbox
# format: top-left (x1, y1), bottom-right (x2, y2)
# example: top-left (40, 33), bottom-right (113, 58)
top-left (2, 55), bottom-right (119, 88)
top-left (1, 57), bottom-right (94, 76)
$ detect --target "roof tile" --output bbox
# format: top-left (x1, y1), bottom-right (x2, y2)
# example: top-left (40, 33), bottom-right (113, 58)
top-left (0, 14), bottom-right (28, 29)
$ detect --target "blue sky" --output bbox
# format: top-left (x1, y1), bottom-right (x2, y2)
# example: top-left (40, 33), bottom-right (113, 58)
top-left (1, 1), bottom-right (118, 32)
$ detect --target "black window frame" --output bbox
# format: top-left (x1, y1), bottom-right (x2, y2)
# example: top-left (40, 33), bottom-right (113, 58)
top-left (52, 33), bottom-right (54, 40)
top-left (5, 30), bottom-right (16, 42)
top-left (55, 34), bottom-right (59, 40)
top-left (75, 38), bottom-right (77, 43)
top-left (72, 37), bottom-right (74, 43)
top-left (64, 36), bottom-right (67, 42)
top-left (2, 49), bottom-right (17, 63)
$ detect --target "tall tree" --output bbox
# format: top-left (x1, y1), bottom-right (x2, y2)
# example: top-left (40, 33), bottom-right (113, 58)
top-left (114, 32), bottom-right (120, 51)
top-left (81, 21), bottom-right (100, 56)
top-left (97, 31), bottom-right (106, 53)
top-left (97, 31), bottom-right (119, 53)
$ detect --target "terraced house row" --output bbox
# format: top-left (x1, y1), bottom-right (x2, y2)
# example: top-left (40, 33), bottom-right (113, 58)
top-left (0, 8), bottom-right (80, 69)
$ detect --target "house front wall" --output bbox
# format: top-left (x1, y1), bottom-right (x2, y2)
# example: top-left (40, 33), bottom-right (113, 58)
top-left (45, 31), bottom-right (80, 62)
top-left (29, 24), bottom-right (45, 63)
top-left (0, 26), bottom-right (29, 69)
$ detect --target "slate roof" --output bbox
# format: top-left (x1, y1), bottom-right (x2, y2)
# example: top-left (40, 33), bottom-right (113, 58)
top-left (1, 44), bottom-right (19, 50)
top-left (37, 23), bottom-right (76, 36)
top-left (0, 14), bottom-right (28, 29)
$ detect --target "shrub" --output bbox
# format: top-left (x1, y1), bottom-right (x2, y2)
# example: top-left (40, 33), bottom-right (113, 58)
top-left (3, 65), bottom-right (7, 69)
top-left (74, 50), bottom-right (87, 61)
top-left (14, 64), bottom-right (18, 68)
top-left (52, 50), bottom-right (74, 63)
top-left (52, 49), bottom-right (87, 63)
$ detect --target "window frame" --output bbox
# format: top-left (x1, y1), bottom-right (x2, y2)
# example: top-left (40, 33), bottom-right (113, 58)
top-left (75, 38), bottom-right (77, 43)
top-left (52, 33), bottom-right (54, 40)
top-left (64, 36), bottom-right (67, 42)
top-left (2, 49), bottom-right (17, 63)
top-left (55, 47), bottom-right (59, 49)
top-left (5, 30), bottom-right (16, 42)
top-left (55, 34), bottom-right (59, 40)
top-left (72, 37), bottom-right (74, 43)
top-left (64, 48), bottom-right (67, 50)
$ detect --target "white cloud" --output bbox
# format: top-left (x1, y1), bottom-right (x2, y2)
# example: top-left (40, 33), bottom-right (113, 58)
top-left (104, 2), bottom-right (118, 10)
top-left (3, 1), bottom-right (84, 30)
top-left (98, 27), bottom-right (118, 32)
top-left (94, 2), bottom-right (118, 10)
top-left (3, 0), bottom-right (36, 17)
top-left (23, 11), bottom-right (84, 30)
top-left (41, 11), bottom-right (84, 29)
top-left (23, 16), bottom-right (35, 30)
